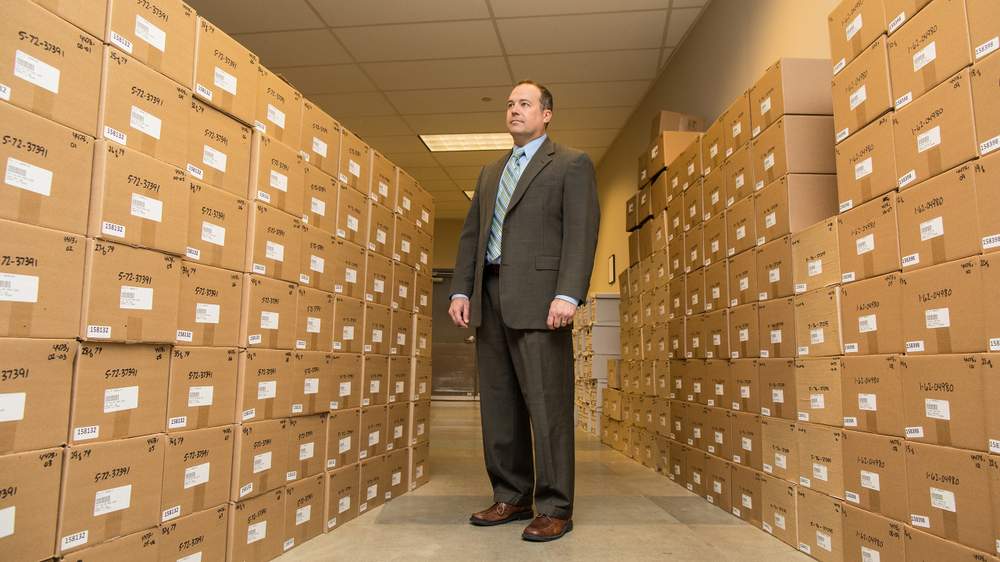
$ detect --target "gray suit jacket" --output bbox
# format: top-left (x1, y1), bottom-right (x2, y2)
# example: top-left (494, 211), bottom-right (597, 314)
top-left (450, 137), bottom-right (600, 330)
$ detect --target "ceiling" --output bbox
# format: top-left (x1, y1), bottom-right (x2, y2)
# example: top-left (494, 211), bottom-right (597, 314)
top-left (186, 0), bottom-right (710, 219)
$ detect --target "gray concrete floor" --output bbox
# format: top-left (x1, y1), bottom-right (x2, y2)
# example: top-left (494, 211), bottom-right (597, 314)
top-left (277, 401), bottom-right (809, 561)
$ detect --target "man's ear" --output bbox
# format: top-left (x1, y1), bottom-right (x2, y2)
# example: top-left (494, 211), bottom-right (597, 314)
top-left (543, 109), bottom-right (553, 125)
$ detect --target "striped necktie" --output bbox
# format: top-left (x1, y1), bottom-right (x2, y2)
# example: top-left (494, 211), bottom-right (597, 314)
top-left (486, 147), bottom-right (526, 263)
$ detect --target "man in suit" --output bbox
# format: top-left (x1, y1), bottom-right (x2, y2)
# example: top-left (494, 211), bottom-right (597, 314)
top-left (447, 80), bottom-right (600, 542)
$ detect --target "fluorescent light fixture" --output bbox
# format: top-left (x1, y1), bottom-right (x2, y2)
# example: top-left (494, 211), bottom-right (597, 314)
top-left (420, 133), bottom-right (513, 152)
top-left (463, 190), bottom-right (475, 200)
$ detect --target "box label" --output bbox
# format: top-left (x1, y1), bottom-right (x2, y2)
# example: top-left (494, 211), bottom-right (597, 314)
top-left (61, 529), bottom-right (89, 551)
top-left (94, 483), bottom-right (132, 516)
top-left (184, 462), bottom-right (211, 489)
top-left (916, 126), bottom-right (941, 154)
top-left (130, 192), bottom-right (163, 222)
top-left (168, 416), bottom-right (188, 429)
top-left (0, 273), bottom-right (39, 303)
top-left (130, 106), bottom-right (162, 140)
top-left (861, 469), bottom-right (880, 491)
top-left (861, 545), bottom-right (881, 562)
top-left (924, 307), bottom-right (950, 329)
top-left (299, 441), bottom-right (315, 461)
top-left (924, 398), bottom-right (950, 420)
top-left (810, 327), bottom-right (825, 345)
top-left (898, 169), bottom-right (916, 188)
top-left (5, 156), bottom-right (53, 196)
top-left (810, 393), bottom-right (824, 409)
top-left (930, 487), bottom-right (956, 512)
top-left (844, 416), bottom-right (858, 427)
top-left (120, 285), bottom-right (154, 310)
top-left (257, 380), bottom-right (277, 400)
top-left (203, 145), bottom-right (227, 173)
top-left (919, 216), bottom-right (943, 241)
top-left (188, 385), bottom-right (214, 407)
top-left (104, 385), bottom-right (139, 413)
top-left (912, 41), bottom-right (937, 72)
top-left (984, 136), bottom-right (1000, 156)
top-left (260, 311), bottom-right (279, 330)
top-left (253, 451), bottom-right (272, 474)
top-left (339, 436), bottom-right (351, 454)
top-left (14, 50), bottom-right (60, 93)
top-left (856, 233), bottom-right (875, 255)
top-left (771, 388), bottom-right (784, 404)
top-left (109, 30), bottom-right (134, 53)
top-left (905, 426), bottom-right (925, 438)
top-left (858, 313), bottom-right (877, 334)
top-left (0, 392), bottom-right (26, 422)
top-left (849, 84), bottom-right (867, 111)
top-left (213, 67), bottom-right (237, 95)
top-left (246, 521), bottom-right (266, 544)
top-left (807, 259), bottom-right (823, 277)
top-left (977, 37), bottom-right (1000, 59)
top-left (858, 393), bottom-right (877, 411)
top-left (195, 302), bottom-right (221, 324)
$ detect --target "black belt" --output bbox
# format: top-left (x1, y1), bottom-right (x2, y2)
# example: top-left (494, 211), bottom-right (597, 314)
top-left (484, 263), bottom-right (501, 275)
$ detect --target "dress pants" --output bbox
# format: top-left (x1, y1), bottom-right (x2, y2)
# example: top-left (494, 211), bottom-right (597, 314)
top-left (476, 266), bottom-right (575, 519)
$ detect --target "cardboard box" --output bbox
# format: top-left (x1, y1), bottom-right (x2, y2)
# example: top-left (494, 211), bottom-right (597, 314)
top-left (0, 447), bottom-right (62, 560)
top-left (754, 175), bottom-right (838, 247)
top-left (731, 359), bottom-right (761, 413)
top-left (682, 180), bottom-right (704, 234)
top-left (883, 0), bottom-right (934, 35)
top-left (749, 58), bottom-right (833, 137)
top-left (57, 435), bottom-right (164, 554)
top-left (236, 348), bottom-right (293, 422)
top-left (794, 286), bottom-right (844, 357)
top-left (240, 274), bottom-right (297, 350)
top-left (0, 339), bottom-right (74, 453)
top-left (730, 464), bottom-right (763, 525)
top-left (758, 297), bottom-right (796, 358)
top-left (228, 487), bottom-right (284, 562)
top-left (98, 47), bottom-right (189, 167)
top-left (193, 17), bottom-right (258, 124)
top-left (187, 97), bottom-right (252, 196)
top-left (685, 269), bottom-right (704, 317)
top-left (701, 117), bottom-right (726, 177)
top-left (89, 142), bottom-right (189, 256)
top-left (792, 219), bottom-right (841, 294)
top-left (723, 92), bottom-right (752, 157)
top-left (726, 196), bottom-right (756, 258)
top-left (358, 405), bottom-right (386, 461)
top-left (840, 272), bottom-right (904, 355)
top-left (69, 342), bottom-right (169, 444)
top-left (338, 128), bottom-right (370, 194)
top-left (414, 272), bottom-right (432, 316)
top-left (728, 250), bottom-right (758, 312)
top-left (34, 0), bottom-right (107, 39)
top-left (685, 361), bottom-right (707, 404)
top-left (0, 101), bottom-right (95, 234)
top-left (294, 286), bottom-right (333, 352)
top-left (298, 223), bottom-right (336, 292)
top-left (332, 296), bottom-right (364, 354)
top-left (904, 441), bottom-right (995, 553)
top-left (638, 185), bottom-right (653, 227)
top-left (105, 0), bottom-right (195, 87)
top-left (723, 146), bottom-right (754, 208)
top-left (285, 414), bottom-right (326, 482)
top-left (175, 262), bottom-right (242, 346)
top-left (330, 239), bottom-right (366, 301)
top-left (842, 504), bottom-right (906, 562)
top-left (385, 447), bottom-right (410, 500)
top-left (750, 116), bottom-right (836, 190)
top-left (704, 259), bottom-right (729, 312)
top-left (391, 309), bottom-right (413, 357)
top-left (762, 416), bottom-right (799, 480)
top-left (759, 358), bottom-right (797, 420)
top-left (703, 452), bottom-right (733, 511)
top-left (900, 257), bottom-right (985, 354)
top-left (410, 441), bottom-right (430, 490)
top-left (837, 194), bottom-right (901, 283)
top-left (387, 402), bottom-right (410, 453)
top-left (393, 216), bottom-right (418, 269)
top-left (410, 400), bottom-right (431, 446)
top-left (166, 346), bottom-right (239, 431)
top-left (973, 49), bottom-right (1000, 157)
top-left (250, 131), bottom-right (305, 217)
top-left (796, 422), bottom-right (845, 497)
top-left (648, 130), bottom-right (702, 180)
top-left (904, 525), bottom-right (1000, 562)
top-left (968, 0), bottom-right (1000, 61)
top-left (254, 65), bottom-right (303, 149)
top-left (0, 1), bottom-right (102, 135)
top-left (158, 505), bottom-right (229, 562)
top-left (324, 408), bottom-right (359, 471)
top-left (160, 425), bottom-right (234, 523)
top-left (359, 455), bottom-right (387, 514)
top-left (840, 354), bottom-right (905, 435)
top-left (795, 358), bottom-right (844, 426)
top-left (370, 151), bottom-right (397, 210)
top-left (887, 0), bottom-right (972, 109)
top-left (684, 444), bottom-right (706, 494)
top-left (832, 35), bottom-right (893, 142)
top-left (329, 354), bottom-right (363, 412)
top-left (796, 486), bottom-right (845, 562)
top-left (896, 163), bottom-right (981, 271)
top-left (900, 353), bottom-right (988, 450)
top-left (835, 114), bottom-right (898, 212)
top-left (702, 170), bottom-right (726, 224)
top-left (335, 182), bottom-right (367, 248)
top-left (703, 310), bottom-right (730, 360)
top-left (233, 419), bottom-right (288, 501)
top-left (63, 526), bottom-right (159, 561)
top-left (301, 100), bottom-right (341, 180)
top-left (364, 251), bottom-right (393, 308)
top-left (185, 179), bottom-right (249, 271)
top-left (892, 68), bottom-right (977, 190)
top-left (302, 163), bottom-right (338, 235)
top-left (729, 302), bottom-right (760, 360)
top-left (289, 351), bottom-right (332, 417)
top-left (395, 170), bottom-right (417, 221)
top-left (244, 202), bottom-right (303, 283)
top-left (685, 227), bottom-right (703, 277)
top-left (361, 354), bottom-right (388, 407)
top-left (283, 473), bottom-right (324, 552)
top-left (756, 237), bottom-right (794, 302)
top-left (325, 463), bottom-right (358, 530)
top-left (841, 430), bottom-right (907, 520)
top-left (625, 194), bottom-right (638, 232)
top-left (650, 110), bottom-right (704, 141)
top-left (392, 262), bottom-right (415, 312)
top-left (828, 0), bottom-right (887, 74)
top-left (760, 472), bottom-right (798, 546)
top-left (680, 137), bottom-right (704, 190)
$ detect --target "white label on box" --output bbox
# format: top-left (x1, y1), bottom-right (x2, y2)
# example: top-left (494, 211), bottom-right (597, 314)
top-left (202, 145), bottom-right (227, 172)
top-left (976, 37), bottom-right (1000, 59)
top-left (772, 388), bottom-right (784, 403)
top-left (736, 225), bottom-right (746, 240)
top-left (248, 335), bottom-right (262, 346)
top-left (74, 425), bottom-right (99, 440)
top-left (930, 487), bottom-right (956, 512)
top-left (188, 385), bottom-right (214, 408)
top-left (312, 137), bottom-right (328, 158)
top-left (800, 476), bottom-right (812, 487)
top-left (130, 105), bottom-right (162, 140)
top-left (301, 377), bottom-right (320, 396)
top-left (984, 136), bottom-right (1000, 156)
top-left (858, 314), bottom-right (877, 334)
top-left (861, 469), bottom-right (881, 491)
top-left (911, 514), bottom-right (930, 528)
top-left (195, 302), bottom-right (221, 324)
top-left (816, 530), bottom-right (832, 552)
top-left (798, 346), bottom-right (810, 355)
top-left (760, 350), bottom-right (770, 358)
top-left (845, 490), bottom-right (860, 503)
top-left (852, 156), bottom-right (874, 182)
top-left (0, 273), bottom-right (38, 303)
top-left (346, 214), bottom-right (360, 232)
top-left (849, 84), bottom-right (867, 111)
top-left (0, 83), bottom-right (8, 101)
top-left (740, 385), bottom-right (751, 399)
top-left (905, 426), bottom-right (925, 438)
top-left (845, 12), bottom-right (864, 39)
top-left (348, 159), bottom-right (362, 178)
top-left (766, 267), bottom-right (781, 284)
top-left (901, 253), bottom-right (920, 268)
top-left (134, 14), bottom-right (166, 51)
top-left (176, 330), bottom-right (193, 342)
top-left (770, 329), bottom-right (782, 344)
top-left (253, 451), bottom-right (272, 474)
top-left (764, 211), bottom-right (776, 229)
top-left (260, 311), bottom-right (279, 330)
top-left (810, 327), bottom-right (825, 345)
top-left (795, 283), bottom-right (807, 294)
top-left (110, 30), bottom-right (134, 53)
top-left (266, 103), bottom-right (287, 128)
top-left (257, 380), bottom-right (276, 400)
top-left (738, 276), bottom-right (749, 291)
top-left (916, 125), bottom-right (941, 154)
top-left (269, 169), bottom-right (288, 192)
top-left (760, 97), bottom-right (772, 115)
top-left (924, 398), bottom-right (950, 421)
top-left (200, 221), bottom-right (226, 246)
top-left (162, 505), bottom-right (182, 522)
top-left (844, 416), bottom-right (858, 427)
top-left (798, 411), bottom-right (810, 421)
top-left (836, 127), bottom-right (850, 143)
top-left (14, 50), bottom-right (59, 93)
top-left (840, 199), bottom-right (854, 213)
top-left (898, 169), bottom-right (917, 188)
top-left (763, 152), bottom-right (775, 171)
top-left (311, 197), bottom-right (327, 216)
top-left (4, 157), bottom-right (53, 196)
top-left (265, 240), bottom-right (284, 262)
top-left (762, 521), bottom-right (773, 533)
top-left (104, 125), bottom-right (127, 145)
top-left (810, 393), bottom-right (825, 410)
top-left (104, 385), bottom-right (139, 413)
top-left (213, 67), bottom-right (237, 95)
top-left (913, 41), bottom-right (937, 72)
top-left (919, 216), bottom-right (943, 241)
top-left (344, 267), bottom-right (359, 285)
top-left (772, 452), bottom-right (785, 470)
top-left (0, 392), bottom-right (25, 422)
top-left (305, 316), bottom-right (322, 334)
top-left (843, 272), bottom-right (856, 284)
top-left (299, 442), bottom-right (315, 461)
top-left (130, 192), bottom-right (163, 222)
top-left (94, 484), bottom-right (131, 516)
top-left (738, 327), bottom-right (749, 342)
top-left (925, 307), bottom-right (950, 329)
top-left (858, 393), bottom-right (878, 412)
top-left (195, 83), bottom-right (213, 100)
top-left (861, 545), bottom-right (881, 562)
top-left (246, 521), bottom-right (266, 544)
top-left (368, 430), bottom-right (380, 446)
top-left (807, 259), bottom-right (823, 277)
top-left (239, 482), bottom-right (253, 497)
top-left (855, 233), bottom-right (875, 255)
top-left (184, 462), bottom-right (210, 489)
top-left (374, 278), bottom-right (385, 294)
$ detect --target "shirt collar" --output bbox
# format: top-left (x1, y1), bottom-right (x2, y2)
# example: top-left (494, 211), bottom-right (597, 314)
top-left (514, 134), bottom-right (547, 164)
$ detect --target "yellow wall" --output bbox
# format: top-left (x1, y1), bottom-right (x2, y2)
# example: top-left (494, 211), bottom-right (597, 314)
top-left (588, 0), bottom-right (839, 297)
top-left (432, 218), bottom-right (465, 269)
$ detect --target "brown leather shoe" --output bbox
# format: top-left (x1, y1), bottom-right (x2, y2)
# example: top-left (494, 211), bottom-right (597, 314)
top-left (521, 514), bottom-right (573, 542)
top-left (469, 502), bottom-right (534, 526)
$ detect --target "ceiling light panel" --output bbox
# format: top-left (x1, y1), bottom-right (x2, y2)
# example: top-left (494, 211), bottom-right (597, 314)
top-left (420, 133), bottom-right (513, 152)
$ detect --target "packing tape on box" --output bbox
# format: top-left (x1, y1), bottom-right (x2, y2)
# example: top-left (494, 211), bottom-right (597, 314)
top-left (203, 323), bottom-right (217, 346)
top-left (127, 315), bottom-right (144, 342)
top-left (104, 503), bottom-right (125, 540)
top-left (193, 479), bottom-right (207, 511)
top-left (865, 330), bottom-right (879, 354)
top-left (141, 219), bottom-right (157, 252)
top-left (139, 135), bottom-right (157, 165)
top-left (935, 324), bottom-right (952, 354)
top-left (17, 191), bottom-right (43, 227)
top-left (6, 301), bottom-right (33, 337)
top-left (870, 487), bottom-right (882, 513)
top-left (113, 407), bottom-right (134, 441)
top-left (859, 175), bottom-right (874, 203)
top-left (943, 509), bottom-right (960, 542)
top-left (197, 397), bottom-right (211, 428)
top-left (861, 251), bottom-right (875, 283)
top-left (35, 93), bottom-right (57, 121)
top-left (935, 418), bottom-right (953, 449)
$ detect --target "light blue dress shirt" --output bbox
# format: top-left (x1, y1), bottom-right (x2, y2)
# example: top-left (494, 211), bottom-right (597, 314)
top-left (451, 134), bottom-right (578, 307)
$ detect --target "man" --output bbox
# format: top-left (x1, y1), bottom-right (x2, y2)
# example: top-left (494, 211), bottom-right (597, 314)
top-left (447, 80), bottom-right (600, 542)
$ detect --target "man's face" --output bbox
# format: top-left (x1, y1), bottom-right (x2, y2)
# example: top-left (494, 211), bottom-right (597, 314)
top-left (506, 84), bottom-right (551, 140)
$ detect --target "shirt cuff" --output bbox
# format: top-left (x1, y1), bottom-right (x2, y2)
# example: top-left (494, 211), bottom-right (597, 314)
top-left (450, 293), bottom-right (469, 301)
top-left (555, 294), bottom-right (578, 306)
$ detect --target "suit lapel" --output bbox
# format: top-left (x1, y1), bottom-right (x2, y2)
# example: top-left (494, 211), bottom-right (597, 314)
top-left (505, 137), bottom-right (554, 216)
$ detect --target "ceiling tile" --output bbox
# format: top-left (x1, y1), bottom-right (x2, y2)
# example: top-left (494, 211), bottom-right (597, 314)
top-left (665, 7), bottom-right (702, 46)
top-left (549, 129), bottom-right (618, 147)
top-left (431, 191), bottom-right (470, 203)
top-left (445, 166), bottom-right (484, 180)
top-left (336, 115), bottom-right (413, 137)
top-left (272, 64), bottom-right (376, 94)
top-left (433, 150), bottom-right (508, 167)
top-left (234, 30), bottom-right (352, 67)
top-left (490, 0), bottom-right (669, 17)
top-left (310, 0), bottom-right (490, 26)
top-left (546, 81), bottom-right (650, 109)
top-left (187, 0), bottom-right (320, 33)
top-left (659, 47), bottom-right (675, 68)
top-left (385, 86), bottom-right (513, 115)
top-left (673, 0), bottom-right (709, 7)
top-left (403, 112), bottom-right (507, 135)
top-left (335, 20), bottom-right (501, 62)
top-left (408, 167), bottom-right (452, 182)
top-left (362, 57), bottom-right (512, 90)
top-left (497, 11), bottom-right (666, 54)
top-left (421, 179), bottom-right (461, 192)
top-left (386, 152), bottom-right (440, 168)
top-left (548, 107), bottom-right (633, 131)
top-left (308, 92), bottom-right (398, 117)
top-left (509, 50), bottom-right (660, 83)
top-left (362, 135), bottom-right (429, 153)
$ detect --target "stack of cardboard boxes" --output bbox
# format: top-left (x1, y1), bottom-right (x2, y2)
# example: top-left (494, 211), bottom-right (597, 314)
top-left (572, 293), bottom-right (621, 435)
top-left (604, 1), bottom-right (1000, 560)
top-left (0, 1), bottom-right (434, 560)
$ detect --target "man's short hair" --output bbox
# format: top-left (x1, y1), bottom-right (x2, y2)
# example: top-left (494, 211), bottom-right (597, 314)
top-left (516, 80), bottom-right (553, 112)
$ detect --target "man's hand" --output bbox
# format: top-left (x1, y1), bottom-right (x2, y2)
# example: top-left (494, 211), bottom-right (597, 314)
top-left (449, 297), bottom-right (470, 328)
top-left (547, 298), bottom-right (577, 330)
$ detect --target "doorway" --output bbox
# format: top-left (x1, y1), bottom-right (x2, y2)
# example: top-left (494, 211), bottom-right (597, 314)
top-left (430, 269), bottom-right (479, 400)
